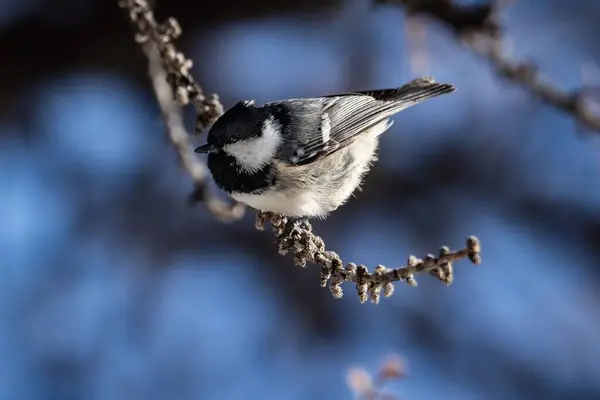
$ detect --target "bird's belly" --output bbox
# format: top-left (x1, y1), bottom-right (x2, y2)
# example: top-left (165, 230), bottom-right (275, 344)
top-left (231, 190), bottom-right (326, 218)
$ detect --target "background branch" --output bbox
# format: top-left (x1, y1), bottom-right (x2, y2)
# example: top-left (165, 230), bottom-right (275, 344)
top-left (378, 0), bottom-right (600, 133)
top-left (347, 355), bottom-right (406, 400)
top-left (120, 0), bottom-right (482, 303)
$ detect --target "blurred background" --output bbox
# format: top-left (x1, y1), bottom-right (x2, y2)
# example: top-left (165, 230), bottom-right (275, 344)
top-left (1, 0), bottom-right (600, 399)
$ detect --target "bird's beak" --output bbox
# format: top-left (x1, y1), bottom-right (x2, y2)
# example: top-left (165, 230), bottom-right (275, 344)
top-left (194, 143), bottom-right (219, 154)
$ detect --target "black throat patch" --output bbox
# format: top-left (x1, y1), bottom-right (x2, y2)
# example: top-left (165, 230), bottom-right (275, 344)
top-left (207, 152), bottom-right (276, 194)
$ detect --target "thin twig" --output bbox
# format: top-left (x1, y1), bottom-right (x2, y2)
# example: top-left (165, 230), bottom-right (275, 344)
top-left (120, 0), bottom-right (482, 302)
top-left (379, 0), bottom-right (600, 133)
top-left (145, 44), bottom-right (245, 221)
top-left (119, 0), bottom-right (244, 221)
top-left (256, 212), bottom-right (481, 303)
top-left (119, 0), bottom-right (223, 128)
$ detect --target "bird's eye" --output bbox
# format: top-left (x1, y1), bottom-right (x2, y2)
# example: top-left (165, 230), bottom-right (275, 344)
top-left (229, 135), bottom-right (240, 143)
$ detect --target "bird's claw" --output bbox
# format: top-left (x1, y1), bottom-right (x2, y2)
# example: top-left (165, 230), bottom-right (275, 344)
top-left (279, 217), bottom-right (309, 240)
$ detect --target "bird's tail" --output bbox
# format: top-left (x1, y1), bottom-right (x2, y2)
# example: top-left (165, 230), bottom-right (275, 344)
top-left (358, 77), bottom-right (455, 107)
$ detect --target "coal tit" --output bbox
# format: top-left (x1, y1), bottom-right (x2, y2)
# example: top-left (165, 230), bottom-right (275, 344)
top-left (195, 77), bottom-right (455, 234)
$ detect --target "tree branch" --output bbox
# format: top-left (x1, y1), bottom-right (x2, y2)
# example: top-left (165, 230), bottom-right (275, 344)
top-left (119, 0), bottom-right (482, 303)
top-left (379, 0), bottom-right (600, 133)
top-left (145, 44), bottom-right (246, 221)
top-left (119, 0), bottom-right (244, 221)
top-left (256, 212), bottom-right (480, 303)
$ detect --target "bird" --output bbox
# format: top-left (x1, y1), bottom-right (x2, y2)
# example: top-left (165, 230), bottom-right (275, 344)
top-left (195, 77), bottom-right (455, 238)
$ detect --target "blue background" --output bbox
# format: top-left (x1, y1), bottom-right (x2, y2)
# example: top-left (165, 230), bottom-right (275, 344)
top-left (1, 0), bottom-right (600, 399)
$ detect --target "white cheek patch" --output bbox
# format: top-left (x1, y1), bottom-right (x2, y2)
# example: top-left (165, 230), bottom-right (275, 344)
top-left (224, 116), bottom-right (282, 173)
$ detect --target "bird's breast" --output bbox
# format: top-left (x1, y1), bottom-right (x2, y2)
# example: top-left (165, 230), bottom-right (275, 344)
top-left (207, 152), bottom-right (276, 194)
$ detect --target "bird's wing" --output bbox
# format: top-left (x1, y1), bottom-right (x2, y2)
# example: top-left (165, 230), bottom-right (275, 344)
top-left (277, 78), bottom-right (455, 165)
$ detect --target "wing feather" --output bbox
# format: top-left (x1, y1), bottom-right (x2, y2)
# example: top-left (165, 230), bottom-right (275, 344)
top-left (278, 78), bottom-right (455, 165)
